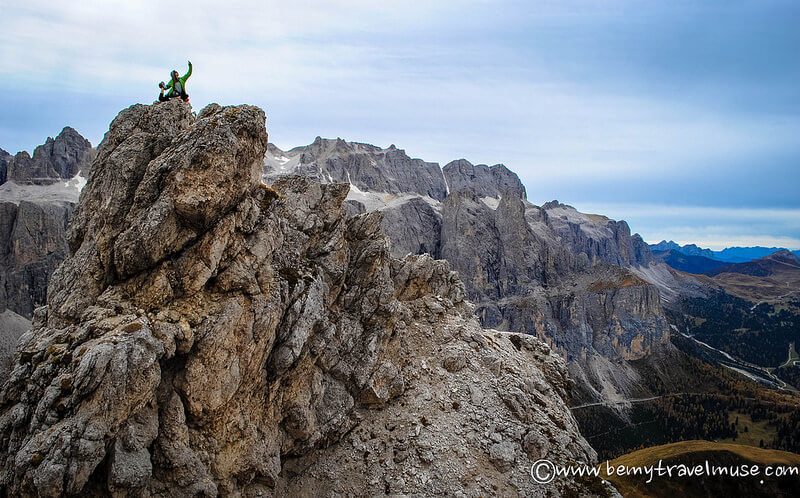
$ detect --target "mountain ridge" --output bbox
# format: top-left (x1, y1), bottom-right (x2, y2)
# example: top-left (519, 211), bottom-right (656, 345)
top-left (652, 249), bottom-right (727, 274)
top-left (650, 240), bottom-right (800, 263)
top-left (263, 138), bottom-right (714, 408)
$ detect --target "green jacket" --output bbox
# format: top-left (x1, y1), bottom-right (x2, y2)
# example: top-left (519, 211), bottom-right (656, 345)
top-left (165, 63), bottom-right (192, 95)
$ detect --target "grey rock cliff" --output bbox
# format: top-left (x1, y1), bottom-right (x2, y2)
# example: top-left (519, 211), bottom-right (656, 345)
top-left (0, 149), bottom-right (10, 185)
top-left (443, 159), bottom-right (527, 200)
top-left (0, 200), bottom-right (73, 318)
top-left (542, 201), bottom-right (652, 267)
top-left (5, 127), bottom-right (94, 186)
top-left (263, 139), bottom-right (685, 404)
top-left (264, 138), bottom-right (448, 200)
top-left (439, 192), bottom-right (671, 403)
top-left (0, 101), bottom-right (596, 496)
top-left (380, 196), bottom-right (442, 258)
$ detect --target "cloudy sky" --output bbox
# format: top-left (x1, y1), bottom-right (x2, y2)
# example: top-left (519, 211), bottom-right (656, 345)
top-left (1, 0), bottom-right (798, 249)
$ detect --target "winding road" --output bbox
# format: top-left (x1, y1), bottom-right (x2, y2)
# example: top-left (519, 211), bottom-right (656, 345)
top-left (571, 395), bottom-right (670, 410)
top-left (680, 331), bottom-right (796, 392)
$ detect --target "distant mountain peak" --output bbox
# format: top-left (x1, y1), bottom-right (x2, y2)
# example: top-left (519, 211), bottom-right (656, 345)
top-left (764, 249), bottom-right (800, 265)
top-left (652, 248), bottom-right (727, 274)
top-left (2, 127), bottom-right (94, 186)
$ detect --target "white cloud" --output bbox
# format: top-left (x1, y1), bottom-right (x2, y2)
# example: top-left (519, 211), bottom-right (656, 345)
top-left (1, 0), bottom-right (798, 251)
top-left (0, 0), bottom-right (468, 88)
top-left (3, 0), bottom-right (796, 180)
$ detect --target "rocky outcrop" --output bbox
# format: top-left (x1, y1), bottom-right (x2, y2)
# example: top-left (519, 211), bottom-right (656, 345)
top-left (4, 127), bottom-right (94, 186)
top-left (0, 101), bottom-right (596, 496)
top-left (443, 159), bottom-right (527, 200)
top-left (264, 138), bottom-right (448, 200)
top-left (0, 200), bottom-right (73, 318)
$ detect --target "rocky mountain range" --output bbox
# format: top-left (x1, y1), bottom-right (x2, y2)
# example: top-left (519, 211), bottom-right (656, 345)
top-left (1, 112), bottom-right (713, 410)
top-left (0, 130), bottom-right (92, 370)
top-left (649, 240), bottom-right (717, 260)
top-left (713, 246), bottom-right (800, 263)
top-left (263, 138), bottom-right (708, 404)
top-left (697, 250), bottom-right (800, 303)
top-left (11, 100), bottom-right (789, 495)
top-left (650, 240), bottom-right (800, 263)
top-left (0, 126), bottom-right (92, 322)
top-left (0, 101), bottom-right (602, 496)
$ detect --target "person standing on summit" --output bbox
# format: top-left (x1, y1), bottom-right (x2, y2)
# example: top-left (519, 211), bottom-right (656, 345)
top-left (159, 61), bottom-right (192, 102)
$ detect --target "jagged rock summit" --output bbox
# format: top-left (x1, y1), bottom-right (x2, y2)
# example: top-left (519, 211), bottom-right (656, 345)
top-left (0, 100), bottom-right (595, 496)
top-left (4, 127), bottom-right (94, 186)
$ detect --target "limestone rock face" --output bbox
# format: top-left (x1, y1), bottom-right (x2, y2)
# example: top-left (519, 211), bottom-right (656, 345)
top-left (439, 194), bottom-right (671, 403)
top-left (441, 194), bottom-right (669, 363)
top-left (0, 100), bottom-right (595, 496)
top-left (441, 190), bottom-right (547, 301)
top-left (443, 159), bottom-right (527, 200)
top-left (264, 138), bottom-right (448, 200)
top-left (380, 196), bottom-right (442, 258)
top-left (542, 201), bottom-right (652, 268)
top-left (5, 127), bottom-right (94, 185)
top-left (263, 139), bottom-right (677, 404)
top-left (0, 200), bottom-right (73, 318)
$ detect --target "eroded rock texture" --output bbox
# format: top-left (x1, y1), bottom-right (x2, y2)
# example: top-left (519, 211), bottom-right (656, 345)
top-left (0, 100), bottom-right (595, 496)
top-left (442, 159), bottom-right (527, 200)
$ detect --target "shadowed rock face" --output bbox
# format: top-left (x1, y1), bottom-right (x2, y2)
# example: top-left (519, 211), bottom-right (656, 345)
top-left (0, 149), bottom-right (10, 185)
top-left (0, 100), bottom-right (595, 496)
top-left (0, 200), bottom-right (73, 319)
top-left (5, 127), bottom-right (94, 186)
top-left (380, 196), bottom-right (442, 258)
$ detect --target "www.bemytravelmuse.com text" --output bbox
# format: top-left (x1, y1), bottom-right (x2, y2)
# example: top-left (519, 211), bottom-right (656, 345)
top-left (529, 458), bottom-right (800, 485)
